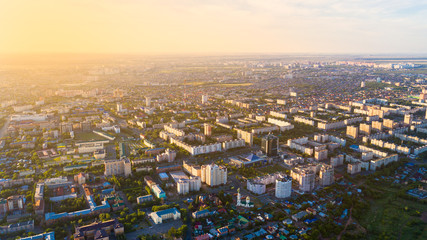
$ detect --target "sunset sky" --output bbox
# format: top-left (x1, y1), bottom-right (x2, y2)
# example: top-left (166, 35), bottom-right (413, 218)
top-left (1, 0), bottom-right (426, 54)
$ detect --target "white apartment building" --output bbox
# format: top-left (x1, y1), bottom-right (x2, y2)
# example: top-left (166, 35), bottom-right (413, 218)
top-left (319, 165), bottom-right (334, 186)
top-left (204, 164), bottom-right (227, 187)
top-left (275, 175), bottom-right (292, 198)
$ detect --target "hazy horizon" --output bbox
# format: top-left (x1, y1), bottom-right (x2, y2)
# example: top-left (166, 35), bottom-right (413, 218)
top-left (1, 0), bottom-right (427, 55)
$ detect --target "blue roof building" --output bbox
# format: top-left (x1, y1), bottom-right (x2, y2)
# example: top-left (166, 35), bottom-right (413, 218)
top-left (18, 232), bottom-right (55, 240)
top-left (150, 208), bottom-right (181, 224)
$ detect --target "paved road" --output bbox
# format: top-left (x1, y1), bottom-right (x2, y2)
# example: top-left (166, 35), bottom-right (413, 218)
top-left (184, 209), bottom-right (192, 240)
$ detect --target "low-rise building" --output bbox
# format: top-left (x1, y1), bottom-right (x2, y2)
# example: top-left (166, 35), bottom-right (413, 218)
top-left (150, 208), bottom-right (181, 224)
top-left (137, 195), bottom-right (153, 204)
top-left (74, 219), bottom-right (124, 240)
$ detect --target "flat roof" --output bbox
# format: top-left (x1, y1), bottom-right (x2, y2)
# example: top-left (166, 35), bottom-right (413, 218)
top-left (169, 171), bottom-right (189, 182)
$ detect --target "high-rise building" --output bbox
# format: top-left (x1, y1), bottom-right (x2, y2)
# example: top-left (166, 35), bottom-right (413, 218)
top-left (404, 114), bottom-right (413, 125)
top-left (347, 162), bottom-right (362, 175)
top-left (383, 119), bottom-right (395, 129)
top-left (205, 164), bottom-right (227, 187)
top-left (261, 134), bottom-right (279, 156)
top-left (359, 123), bottom-right (371, 135)
top-left (319, 165), bottom-right (334, 186)
top-left (275, 175), bottom-right (292, 198)
top-left (237, 129), bottom-right (253, 146)
top-left (372, 121), bottom-right (383, 131)
top-left (361, 81), bottom-right (366, 88)
top-left (117, 103), bottom-right (123, 112)
top-left (314, 149), bottom-right (328, 161)
top-left (104, 158), bottom-right (132, 177)
top-left (346, 126), bottom-right (359, 139)
top-left (145, 97), bottom-right (151, 107)
top-left (202, 95), bottom-right (208, 104)
top-left (60, 122), bottom-right (73, 134)
top-left (291, 168), bottom-right (315, 192)
top-left (204, 123), bottom-right (212, 136)
top-left (177, 177), bottom-right (201, 195)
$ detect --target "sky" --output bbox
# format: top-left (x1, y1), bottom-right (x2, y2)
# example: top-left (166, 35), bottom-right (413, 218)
top-left (1, 0), bottom-right (427, 54)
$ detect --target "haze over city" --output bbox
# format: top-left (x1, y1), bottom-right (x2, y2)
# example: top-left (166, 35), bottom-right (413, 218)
top-left (1, 0), bottom-right (427, 54)
top-left (0, 1), bottom-right (426, 240)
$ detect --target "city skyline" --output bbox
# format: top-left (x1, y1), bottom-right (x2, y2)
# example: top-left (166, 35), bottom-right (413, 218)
top-left (1, 0), bottom-right (427, 54)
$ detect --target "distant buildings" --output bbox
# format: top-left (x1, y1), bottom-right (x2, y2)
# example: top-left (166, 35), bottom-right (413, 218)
top-left (404, 114), bottom-right (412, 125)
top-left (202, 95), bottom-right (208, 104)
top-left (116, 103), bottom-right (123, 112)
top-left (145, 96), bottom-right (151, 107)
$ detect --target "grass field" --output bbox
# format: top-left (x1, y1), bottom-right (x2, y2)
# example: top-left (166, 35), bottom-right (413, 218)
top-left (359, 185), bottom-right (427, 239)
top-left (257, 164), bottom-right (289, 175)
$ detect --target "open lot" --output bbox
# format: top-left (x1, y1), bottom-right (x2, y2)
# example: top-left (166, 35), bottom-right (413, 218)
top-left (359, 185), bottom-right (427, 240)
